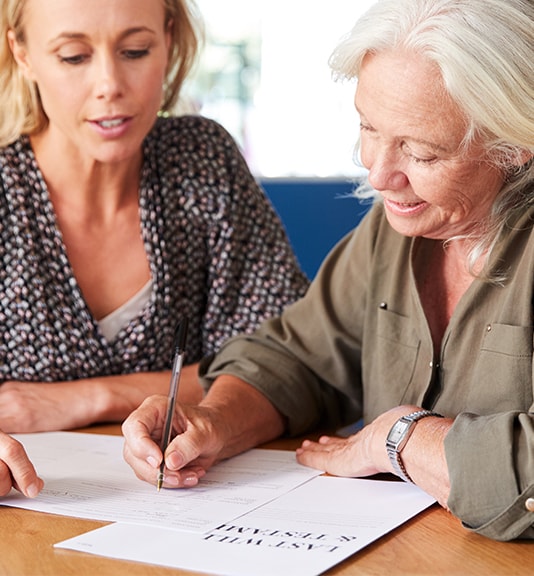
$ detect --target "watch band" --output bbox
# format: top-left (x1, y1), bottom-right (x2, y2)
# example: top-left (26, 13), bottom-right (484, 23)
top-left (386, 410), bottom-right (443, 483)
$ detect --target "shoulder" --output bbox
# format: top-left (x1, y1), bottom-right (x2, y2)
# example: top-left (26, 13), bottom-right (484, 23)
top-left (143, 115), bottom-right (263, 222)
top-left (143, 115), bottom-right (248, 187)
top-left (145, 115), bottom-right (239, 157)
top-left (0, 137), bottom-right (34, 195)
top-left (0, 136), bottom-right (27, 167)
top-left (144, 115), bottom-right (256, 203)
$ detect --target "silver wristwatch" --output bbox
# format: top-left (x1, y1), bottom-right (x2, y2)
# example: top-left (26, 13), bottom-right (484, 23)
top-left (385, 410), bottom-right (442, 482)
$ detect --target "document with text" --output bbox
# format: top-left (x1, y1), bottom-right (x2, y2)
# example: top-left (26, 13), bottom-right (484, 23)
top-left (56, 475), bottom-right (436, 576)
top-left (3, 432), bottom-right (321, 532)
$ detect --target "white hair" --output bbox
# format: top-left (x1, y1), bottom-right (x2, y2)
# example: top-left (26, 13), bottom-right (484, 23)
top-left (331, 0), bottom-right (534, 281)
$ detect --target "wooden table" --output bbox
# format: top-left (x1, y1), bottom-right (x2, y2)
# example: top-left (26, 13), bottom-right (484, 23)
top-left (1, 424), bottom-right (532, 575)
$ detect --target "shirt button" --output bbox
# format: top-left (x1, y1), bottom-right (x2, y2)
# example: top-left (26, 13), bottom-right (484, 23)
top-left (525, 498), bottom-right (534, 512)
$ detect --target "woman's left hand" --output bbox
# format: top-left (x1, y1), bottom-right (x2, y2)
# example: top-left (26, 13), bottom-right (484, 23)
top-left (0, 380), bottom-right (106, 432)
top-left (295, 410), bottom-right (396, 477)
top-left (296, 405), bottom-right (452, 508)
top-left (296, 432), bottom-right (381, 477)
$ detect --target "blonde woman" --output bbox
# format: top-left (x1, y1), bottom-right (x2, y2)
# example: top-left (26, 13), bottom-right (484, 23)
top-left (0, 0), bottom-right (308, 434)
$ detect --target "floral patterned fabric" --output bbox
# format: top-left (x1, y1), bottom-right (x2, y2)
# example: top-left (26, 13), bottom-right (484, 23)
top-left (0, 115), bottom-right (309, 382)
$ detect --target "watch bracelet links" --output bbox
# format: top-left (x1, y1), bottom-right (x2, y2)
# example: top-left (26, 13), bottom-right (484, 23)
top-left (386, 410), bottom-right (443, 483)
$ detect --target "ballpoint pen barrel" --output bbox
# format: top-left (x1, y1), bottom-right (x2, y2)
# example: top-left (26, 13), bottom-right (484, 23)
top-left (157, 318), bottom-right (188, 491)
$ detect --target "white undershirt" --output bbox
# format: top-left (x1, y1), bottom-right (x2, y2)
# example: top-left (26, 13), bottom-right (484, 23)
top-left (97, 279), bottom-right (153, 342)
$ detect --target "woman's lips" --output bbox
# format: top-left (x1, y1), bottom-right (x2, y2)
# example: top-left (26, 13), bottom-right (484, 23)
top-left (89, 116), bottom-right (132, 138)
top-left (383, 197), bottom-right (428, 216)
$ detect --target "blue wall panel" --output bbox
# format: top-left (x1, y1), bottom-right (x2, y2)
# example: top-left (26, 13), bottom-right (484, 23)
top-left (260, 178), bottom-right (370, 279)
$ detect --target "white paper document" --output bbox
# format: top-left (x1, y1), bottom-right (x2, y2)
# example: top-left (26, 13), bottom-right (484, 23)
top-left (56, 476), bottom-right (436, 576)
top-left (3, 432), bottom-right (321, 532)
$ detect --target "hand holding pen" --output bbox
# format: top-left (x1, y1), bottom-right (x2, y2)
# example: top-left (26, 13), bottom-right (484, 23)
top-left (157, 318), bottom-right (188, 491)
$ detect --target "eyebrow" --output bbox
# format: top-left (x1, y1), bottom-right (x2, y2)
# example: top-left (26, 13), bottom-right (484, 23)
top-left (48, 26), bottom-right (157, 46)
top-left (357, 108), bottom-right (453, 154)
top-left (403, 137), bottom-right (451, 154)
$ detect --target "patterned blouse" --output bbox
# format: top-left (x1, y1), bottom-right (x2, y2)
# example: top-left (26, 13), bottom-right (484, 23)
top-left (0, 115), bottom-right (309, 382)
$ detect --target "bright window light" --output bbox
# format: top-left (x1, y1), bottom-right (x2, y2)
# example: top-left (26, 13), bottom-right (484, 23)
top-left (182, 0), bottom-right (376, 177)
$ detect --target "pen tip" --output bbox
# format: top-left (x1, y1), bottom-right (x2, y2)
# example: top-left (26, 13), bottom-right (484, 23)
top-left (156, 473), bottom-right (164, 492)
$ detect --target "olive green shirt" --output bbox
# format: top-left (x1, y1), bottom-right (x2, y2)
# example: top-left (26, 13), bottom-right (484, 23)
top-left (200, 201), bottom-right (534, 541)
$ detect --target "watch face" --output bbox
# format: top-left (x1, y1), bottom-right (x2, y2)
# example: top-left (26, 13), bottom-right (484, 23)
top-left (387, 420), bottom-right (410, 444)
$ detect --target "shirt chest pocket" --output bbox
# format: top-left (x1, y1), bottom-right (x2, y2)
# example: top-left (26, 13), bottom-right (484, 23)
top-left (466, 323), bottom-right (533, 412)
top-left (364, 308), bottom-right (422, 404)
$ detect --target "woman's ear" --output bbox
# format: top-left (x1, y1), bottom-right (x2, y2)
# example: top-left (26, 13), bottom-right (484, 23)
top-left (7, 30), bottom-right (36, 81)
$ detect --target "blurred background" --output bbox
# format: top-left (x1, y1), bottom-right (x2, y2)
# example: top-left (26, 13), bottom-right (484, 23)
top-left (180, 0), bottom-right (376, 178)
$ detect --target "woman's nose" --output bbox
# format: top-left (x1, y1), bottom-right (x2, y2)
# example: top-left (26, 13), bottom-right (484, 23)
top-left (94, 55), bottom-right (124, 101)
top-left (365, 147), bottom-right (409, 191)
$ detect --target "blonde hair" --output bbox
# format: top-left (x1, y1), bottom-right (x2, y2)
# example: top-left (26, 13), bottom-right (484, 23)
top-left (0, 0), bottom-right (202, 147)
top-left (331, 0), bottom-right (534, 281)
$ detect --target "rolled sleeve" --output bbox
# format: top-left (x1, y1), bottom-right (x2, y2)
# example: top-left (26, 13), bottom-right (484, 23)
top-left (198, 329), bottom-right (342, 435)
top-left (445, 412), bottom-right (534, 540)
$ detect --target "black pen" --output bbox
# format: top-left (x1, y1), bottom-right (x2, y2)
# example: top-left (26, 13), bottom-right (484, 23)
top-left (157, 318), bottom-right (189, 491)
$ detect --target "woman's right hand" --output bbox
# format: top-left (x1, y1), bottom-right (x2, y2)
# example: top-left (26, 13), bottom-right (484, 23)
top-left (121, 395), bottom-right (224, 488)
top-left (122, 377), bottom-right (285, 489)
top-left (0, 431), bottom-right (43, 497)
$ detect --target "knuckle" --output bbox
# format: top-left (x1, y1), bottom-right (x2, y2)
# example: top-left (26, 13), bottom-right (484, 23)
top-left (0, 436), bottom-right (24, 461)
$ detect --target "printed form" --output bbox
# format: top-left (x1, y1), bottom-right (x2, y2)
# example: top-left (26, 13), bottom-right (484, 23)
top-left (4, 432), bottom-right (435, 575)
top-left (56, 475), bottom-right (436, 576)
top-left (4, 432), bottom-right (321, 532)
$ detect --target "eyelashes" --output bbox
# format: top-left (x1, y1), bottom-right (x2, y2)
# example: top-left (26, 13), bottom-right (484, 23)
top-left (57, 48), bottom-right (151, 66)
top-left (359, 124), bottom-right (438, 165)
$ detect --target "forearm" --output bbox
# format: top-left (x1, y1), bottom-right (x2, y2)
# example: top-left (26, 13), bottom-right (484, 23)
top-left (88, 363), bottom-right (204, 423)
top-left (366, 406), bottom-right (453, 506)
top-left (399, 415), bottom-right (453, 508)
top-left (0, 364), bottom-right (203, 433)
top-left (201, 375), bottom-right (285, 460)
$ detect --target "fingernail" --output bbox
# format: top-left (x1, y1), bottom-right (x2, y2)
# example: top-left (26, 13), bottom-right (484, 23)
top-left (26, 482), bottom-right (40, 498)
top-left (164, 475), bottom-right (180, 486)
top-left (147, 456), bottom-right (159, 468)
top-left (167, 451), bottom-right (182, 470)
top-left (183, 475), bottom-right (199, 487)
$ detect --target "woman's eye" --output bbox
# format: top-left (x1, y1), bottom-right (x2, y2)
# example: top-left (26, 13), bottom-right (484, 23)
top-left (402, 143), bottom-right (437, 164)
top-left (410, 154), bottom-right (438, 164)
top-left (58, 54), bottom-right (88, 65)
top-left (123, 49), bottom-right (150, 60)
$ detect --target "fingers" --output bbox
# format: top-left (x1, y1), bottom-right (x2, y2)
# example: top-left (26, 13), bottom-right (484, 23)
top-left (0, 433), bottom-right (43, 498)
top-left (155, 423), bottom-right (213, 488)
top-left (122, 396), bottom-right (215, 488)
top-left (0, 461), bottom-right (13, 496)
top-left (296, 433), bottom-right (378, 478)
top-left (158, 464), bottom-right (207, 489)
top-left (296, 438), bottom-right (337, 472)
top-left (122, 395), bottom-right (168, 455)
top-left (123, 433), bottom-right (206, 489)
top-left (122, 395), bottom-right (168, 483)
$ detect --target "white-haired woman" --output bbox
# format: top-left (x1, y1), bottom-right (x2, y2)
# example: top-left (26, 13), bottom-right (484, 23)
top-left (123, 0), bottom-right (534, 541)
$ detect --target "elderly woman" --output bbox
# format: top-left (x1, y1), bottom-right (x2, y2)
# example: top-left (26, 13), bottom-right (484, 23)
top-left (122, 0), bottom-right (534, 541)
top-left (0, 0), bottom-right (308, 436)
